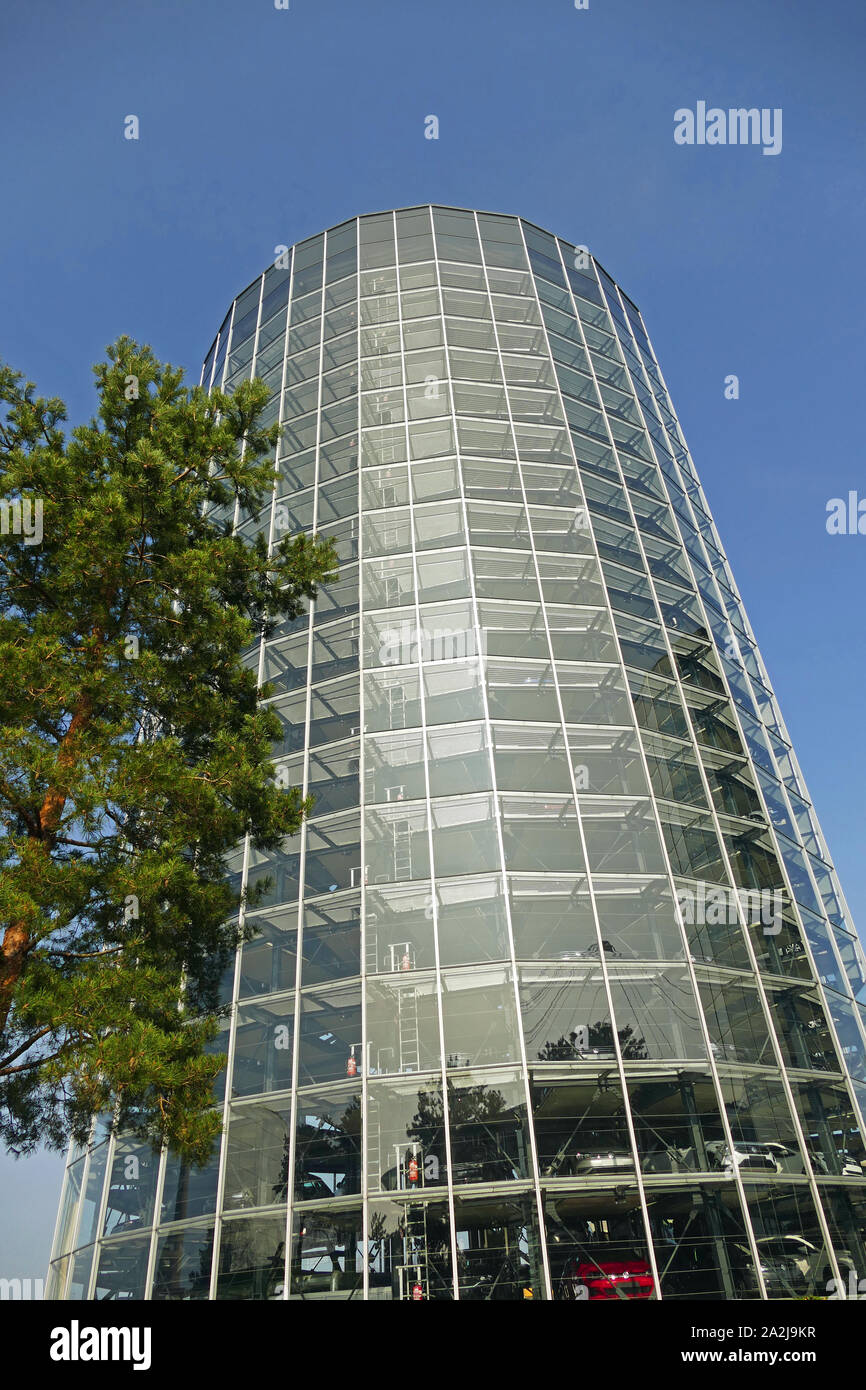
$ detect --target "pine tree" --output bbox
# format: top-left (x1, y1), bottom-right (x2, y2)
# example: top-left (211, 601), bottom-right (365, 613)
top-left (0, 337), bottom-right (336, 1162)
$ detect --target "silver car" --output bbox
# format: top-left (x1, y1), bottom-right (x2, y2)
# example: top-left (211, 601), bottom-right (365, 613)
top-left (571, 1149), bottom-right (635, 1175)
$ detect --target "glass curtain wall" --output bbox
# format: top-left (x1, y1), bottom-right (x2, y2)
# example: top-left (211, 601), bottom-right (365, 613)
top-left (47, 208), bottom-right (866, 1302)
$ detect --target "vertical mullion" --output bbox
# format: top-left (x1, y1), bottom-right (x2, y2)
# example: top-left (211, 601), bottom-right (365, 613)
top-left (398, 208), bottom-right (461, 1300)
top-left (353, 220), bottom-right (371, 1300)
top-left (283, 239), bottom-right (327, 1299)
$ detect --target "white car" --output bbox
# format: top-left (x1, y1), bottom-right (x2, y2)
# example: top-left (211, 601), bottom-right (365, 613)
top-left (706, 1140), bottom-right (785, 1174)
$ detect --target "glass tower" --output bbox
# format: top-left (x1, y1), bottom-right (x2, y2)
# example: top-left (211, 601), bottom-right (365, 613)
top-left (47, 207), bottom-right (866, 1302)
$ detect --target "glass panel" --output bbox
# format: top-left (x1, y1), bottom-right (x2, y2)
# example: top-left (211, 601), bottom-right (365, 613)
top-left (582, 798), bottom-right (667, 875)
top-left (216, 1215), bottom-right (288, 1300)
top-left (509, 874), bottom-right (597, 960)
top-left (431, 793), bottom-right (500, 877)
top-left (53, 1157), bottom-right (85, 1257)
top-left (233, 997), bottom-right (295, 1097)
top-left (448, 1069), bottom-right (531, 1185)
top-left (102, 1138), bottom-right (158, 1236)
top-left (298, 982), bottom-right (363, 1085)
top-left (609, 963), bottom-right (705, 1062)
top-left (366, 1197), bottom-right (453, 1299)
top-left (92, 1237), bottom-right (151, 1300)
top-left (765, 982), bottom-right (842, 1075)
top-left (628, 1068), bottom-right (724, 1174)
top-left (435, 873), bottom-right (510, 967)
top-left (520, 964), bottom-right (614, 1064)
top-left (290, 1206), bottom-right (363, 1300)
top-left (644, 1183), bottom-right (759, 1299)
top-left (593, 877), bottom-right (684, 961)
top-left (719, 1073), bottom-right (806, 1176)
top-left (544, 1184), bottom-right (656, 1301)
top-left (77, 1142), bottom-right (110, 1247)
top-left (152, 1225), bottom-right (215, 1301)
top-left (67, 1246), bottom-right (95, 1300)
top-left (365, 881), bottom-right (436, 973)
top-left (820, 1188), bottom-right (866, 1290)
top-left (453, 1193), bottom-right (544, 1299)
top-left (698, 975), bottom-right (774, 1066)
top-left (486, 660), bottom-right (559, 721)
top-left (532, 1071), bottom-right (636, 1179)
top-left (441, 966), bottom-right (521, 1069)
top-left (367, 1075), bottom-right (449, 1195)
top-left (295, 1085), bottom-right (362, 1198)
top-left (224, 1100), bottom-right (291, 1211)
top-left (492, 723), bottom-right (572, 795)
top-left (743, 1184), bottom-right (835, 1300)
top-left (367, 973), bottom-right (442, 1076)
top-left (161, 1149), bottom-right (220, 1224)
top-left (500, 795), bottom-right (585, 875)
top-left (557, 662), bottom-right (631, 722)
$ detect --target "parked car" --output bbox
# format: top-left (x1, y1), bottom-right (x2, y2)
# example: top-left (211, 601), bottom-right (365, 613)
top-left (764, 1236), bottom-right (856, 1289)
top-left (705, 1140), bottom-right (783, 1174)
top-left (570, 1149), bottom-right (635, 1175)
top-left (734, 1236), bottom-right (855, 1298)
top-left (294, 1172), bottom-right (334, 1201)
top-left (768, 1146), bottom-right (856, 1176)
top-left (560, 1256), bottom-right (654, 1301)
top-left (760, 1141), bottom-right (801, 1174)
top-left (451, 1157), bottom-right (520, 1185)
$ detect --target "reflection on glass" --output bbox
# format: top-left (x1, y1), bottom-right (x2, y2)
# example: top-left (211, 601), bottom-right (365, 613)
top-left (453, 1194), bottom-right (544, 1299)
top-left (51, 208), bottom-right (866, 1300)
top-left (152, 1226), bottom-right (215, 1301)
top-left (217, 1216), bottom-right (287, 1300)
top-left (367, 1199), bottom-right (453, 1299)
top-left (294, 1085), bottom-right (362, 1198)
top-left (290, 1207), bottom-right (363, 1300)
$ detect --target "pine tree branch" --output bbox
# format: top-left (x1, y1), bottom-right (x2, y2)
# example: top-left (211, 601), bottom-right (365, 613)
top-left (0, 1026), bottom-right (56, 1070)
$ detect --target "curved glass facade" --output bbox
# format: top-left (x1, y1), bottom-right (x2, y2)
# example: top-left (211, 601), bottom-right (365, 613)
top-left (48, 207), bottom-right (866, 1301)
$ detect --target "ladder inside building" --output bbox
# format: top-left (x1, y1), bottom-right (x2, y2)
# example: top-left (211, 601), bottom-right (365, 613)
top-left (400, 1201), bottom-right (431, 1299)
top-left (365, 1089), bottom-right (381, 1192)
top-left (392, 818), bottom-right (412, 879)
top-left (397, 983), bottom-right (420, 1072)
top-left (364, 910), bottom-right (378, 975)
top-left (388, 684), bottom-right (406, 730)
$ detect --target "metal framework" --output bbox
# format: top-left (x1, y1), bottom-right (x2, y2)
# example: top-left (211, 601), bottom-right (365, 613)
top-left (47, 207), bottom-right (866, 1302)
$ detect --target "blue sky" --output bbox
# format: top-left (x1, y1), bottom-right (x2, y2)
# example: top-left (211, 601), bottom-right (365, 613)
top-left (1, 0), bottom-right (865, 1281)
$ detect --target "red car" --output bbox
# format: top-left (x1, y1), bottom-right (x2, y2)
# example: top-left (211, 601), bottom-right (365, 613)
top-left (561, 1257), bottom-right (654, 1301)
